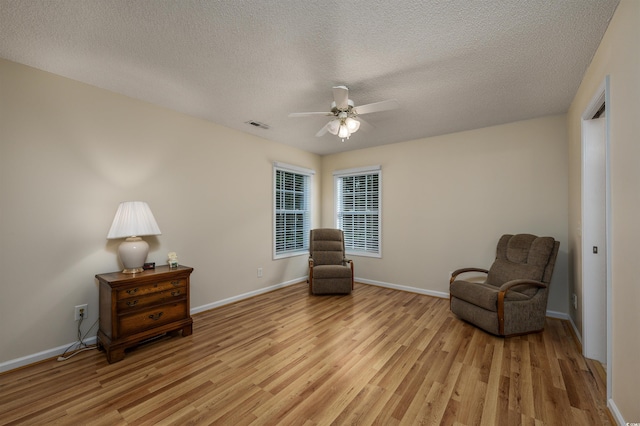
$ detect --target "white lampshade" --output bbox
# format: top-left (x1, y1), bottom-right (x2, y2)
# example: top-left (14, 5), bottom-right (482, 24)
top-left (107, 201), bottom-right (161, 273)
top-left (107, 201), bottom-right (161, 239)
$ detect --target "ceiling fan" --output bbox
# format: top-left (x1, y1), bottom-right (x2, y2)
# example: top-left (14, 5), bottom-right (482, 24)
top-left (289, 86), bottom-right (399, 142)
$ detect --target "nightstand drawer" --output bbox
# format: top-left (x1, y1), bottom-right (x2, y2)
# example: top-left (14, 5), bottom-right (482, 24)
top-left (116, 279), bottom-right (186, 300)
top-left (117, 286), bottom-right (187, 312)
top-left (118, 302), bottom-right (188, 335)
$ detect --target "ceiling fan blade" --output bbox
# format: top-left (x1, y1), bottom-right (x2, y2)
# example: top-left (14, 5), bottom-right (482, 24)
top-left (356, 116), bottom-right (374, 132)
top-left (289, 112), bottom-right (333, 118)
top-left (315, 122), bottom-right (332, 137)
top-left (353, 99), bottom-right (399, 115)
top-left (332, 86), bottom-right (349, 110)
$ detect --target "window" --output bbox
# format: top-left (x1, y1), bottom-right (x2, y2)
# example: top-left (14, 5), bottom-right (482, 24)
top-left (334, 165), bottom-right (381, 257)
top-left (273, 162), bottom-right (314, 259)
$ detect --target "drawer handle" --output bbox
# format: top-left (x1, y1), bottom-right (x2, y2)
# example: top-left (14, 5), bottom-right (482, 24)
top-left (126, 300), bottom-right (138, 307)
top-left (126, 288), bottom-right (139, 295)
top-left (171, 290), bottom-right (181, 296)
top-left (148, 312), bottom-right (164, 321)
top-left (171, 280), bottom-right (181, 286)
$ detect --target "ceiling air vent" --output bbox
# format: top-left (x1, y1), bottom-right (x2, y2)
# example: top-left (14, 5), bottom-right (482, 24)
top-left (245, 120), bottom-right (270, 130)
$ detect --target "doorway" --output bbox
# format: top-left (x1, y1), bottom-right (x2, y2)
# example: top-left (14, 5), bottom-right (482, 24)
top-left (580, 76), bottom-right (611, 396)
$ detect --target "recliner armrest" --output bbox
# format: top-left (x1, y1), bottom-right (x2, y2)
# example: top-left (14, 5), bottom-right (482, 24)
top-left (450, 267), bottom-right (489, 284)
top-left (498, 279), bottom-right (547, 294)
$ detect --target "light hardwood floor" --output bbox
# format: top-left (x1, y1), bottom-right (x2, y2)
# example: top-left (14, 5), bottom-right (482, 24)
top-left (0, 283), bottom-right (611, 425)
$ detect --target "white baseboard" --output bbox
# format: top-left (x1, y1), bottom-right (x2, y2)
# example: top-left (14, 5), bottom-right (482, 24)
top-left (0, 277), bottom-right (306, 374)
top-left (568, 314), bottom-right (583, 344)
top-left (0, 336), bottom-right (98, 374)
top-left (546, 310), bottom-right (569, 320)
top-left (2, 277), bottom-right (627, 425)
top-left (356, 277), bottom-right (450, 299)
top-left (1, 277), bottom-right (576, 373)
top-left (190, 276), bottom-right (305, 315)
top-left (0, 276), bottom-right (586, 388)
top-left (608, 397), bottom-right (626, 425)
top-left (357, 278), bottom-right (574, 326)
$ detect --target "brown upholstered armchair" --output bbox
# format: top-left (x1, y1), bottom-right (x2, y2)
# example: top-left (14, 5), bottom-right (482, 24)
top-left (449, 234), bottom-right (559, 336)
top-left (308, 228), bottom-right (354, 295)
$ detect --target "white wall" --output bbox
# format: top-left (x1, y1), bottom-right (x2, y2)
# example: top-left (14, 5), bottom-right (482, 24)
top-left (567, 0), bottom-right (640, 422)
top-left (321, 115), bottom-right (569, 312)
top-left (0, 59), bottom-right (322, 366)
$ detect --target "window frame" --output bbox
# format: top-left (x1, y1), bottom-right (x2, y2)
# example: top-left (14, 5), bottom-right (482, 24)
top-left (273, 162), bottom-right (314, 259)
top-left (333, 165), bottom-right (382, 258)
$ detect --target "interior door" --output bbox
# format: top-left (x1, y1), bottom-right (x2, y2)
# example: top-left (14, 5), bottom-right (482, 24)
top-left (582, 117), bottom-right (607, 364)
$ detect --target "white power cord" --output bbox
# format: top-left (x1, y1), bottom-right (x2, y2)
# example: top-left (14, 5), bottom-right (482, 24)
top-left (57, 311), bottom-right (98, 361)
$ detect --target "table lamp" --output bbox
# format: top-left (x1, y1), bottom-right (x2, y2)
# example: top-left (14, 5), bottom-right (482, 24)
top-left (107, 201), bottom-right (161, 273)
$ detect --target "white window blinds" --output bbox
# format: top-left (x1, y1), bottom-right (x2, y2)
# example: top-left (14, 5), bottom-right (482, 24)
top-left (334, 166), bottom-right (381, 257)
top-left (273, 162), bottom-right (314, 258)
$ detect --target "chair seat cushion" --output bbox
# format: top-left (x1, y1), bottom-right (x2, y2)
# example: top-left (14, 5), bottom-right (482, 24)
top-left (450, 280), bottom-right (531, 312)
top-left (312, 264), bottom-right (352, 279)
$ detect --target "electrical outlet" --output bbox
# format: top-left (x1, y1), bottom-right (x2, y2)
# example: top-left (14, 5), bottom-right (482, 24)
top-left (257, 267), bottom-right (263, 278)
top-left (74, 304), bottom-right (88, 321)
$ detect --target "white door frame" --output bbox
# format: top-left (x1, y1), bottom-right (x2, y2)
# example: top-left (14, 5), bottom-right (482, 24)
top-left (580, 75), bottom-right (612, 398)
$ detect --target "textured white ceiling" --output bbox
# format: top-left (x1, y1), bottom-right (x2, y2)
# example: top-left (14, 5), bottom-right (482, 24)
top-left (0, 0), bottom-right (619, 155)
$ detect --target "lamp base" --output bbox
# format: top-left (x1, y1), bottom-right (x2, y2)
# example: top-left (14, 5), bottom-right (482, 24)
top-left (118, 237), bottom-right (149, 274)
top-left (122, 267), bottom-right (145, 274)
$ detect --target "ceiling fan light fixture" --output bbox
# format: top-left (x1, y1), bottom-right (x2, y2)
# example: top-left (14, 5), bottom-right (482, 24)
top-left (289, 85), bottom-right (399, 143)
top-left (338, 123), bottom-right (350, 139)
top-left (327, 119), bottom-right (340, 135)
top-left (345, 117), bottom-right (360, 133)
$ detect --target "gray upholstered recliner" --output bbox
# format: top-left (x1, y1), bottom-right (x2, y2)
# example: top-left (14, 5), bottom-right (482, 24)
top-left (308, 228), bottom-right (354, 295)
top-left (449, 234), bottom-right (559, 336)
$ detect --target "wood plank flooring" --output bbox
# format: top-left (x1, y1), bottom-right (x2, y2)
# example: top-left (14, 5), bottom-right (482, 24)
top-left (0, 283), bottom-right (610, 425)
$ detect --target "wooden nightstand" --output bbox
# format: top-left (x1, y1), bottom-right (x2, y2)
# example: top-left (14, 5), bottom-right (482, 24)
top-left (96, 265), bottom-right (194, 363)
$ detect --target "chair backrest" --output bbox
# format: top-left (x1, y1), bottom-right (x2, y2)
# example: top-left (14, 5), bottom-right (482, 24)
top-left (486, 234), bottom-right (559, 290)
top-left (310, 228), bottom-right (346, 266)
